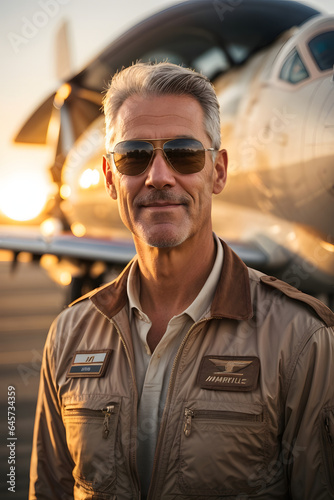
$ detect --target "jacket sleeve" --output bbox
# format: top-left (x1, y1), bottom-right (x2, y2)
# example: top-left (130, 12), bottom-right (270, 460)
top-left (283, 324), bottom-right (334, 499)
top-left (29, 318), bottom-right (75, 499)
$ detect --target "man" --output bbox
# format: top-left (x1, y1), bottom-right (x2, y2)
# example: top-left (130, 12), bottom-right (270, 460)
top-left (29, 62), bottom-right (334, 499)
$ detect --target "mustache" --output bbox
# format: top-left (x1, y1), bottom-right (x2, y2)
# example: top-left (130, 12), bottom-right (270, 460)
top-left (134, 191), bottom-right (191, 207)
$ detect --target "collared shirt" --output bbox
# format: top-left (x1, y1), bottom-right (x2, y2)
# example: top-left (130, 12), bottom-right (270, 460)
top-left (127, 233), bottom-right (224, 496)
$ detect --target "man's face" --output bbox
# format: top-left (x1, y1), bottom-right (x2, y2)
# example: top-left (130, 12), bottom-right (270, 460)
top-left (103, 94), bottom-right (227, 249)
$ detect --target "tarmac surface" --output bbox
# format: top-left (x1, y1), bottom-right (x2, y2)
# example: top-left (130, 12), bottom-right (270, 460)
top-left (0, 258), bottom-right (66, 499)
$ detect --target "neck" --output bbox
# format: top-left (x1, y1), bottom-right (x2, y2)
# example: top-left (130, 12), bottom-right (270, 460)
top-left (134, 232), bottom-right (217, 317)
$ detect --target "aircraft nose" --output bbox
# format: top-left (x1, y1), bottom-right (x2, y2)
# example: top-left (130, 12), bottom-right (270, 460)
top-left (317, 88), bottom-right (334, 199)
top-left (307, 83), bottom-right (334, 239)
top-left (300, 150), bottom-right (334, 240)
top-left (308, 152), bottom-right (334, 240)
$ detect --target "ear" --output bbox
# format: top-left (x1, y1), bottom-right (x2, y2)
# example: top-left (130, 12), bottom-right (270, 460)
top-left (212, 149), bottom-right (228, 195)
top-left (102, 155), bottom-right (117, 200)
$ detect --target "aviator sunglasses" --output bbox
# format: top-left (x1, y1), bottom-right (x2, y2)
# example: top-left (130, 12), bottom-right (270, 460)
top-left (107, 138), bottom-right (217, 176)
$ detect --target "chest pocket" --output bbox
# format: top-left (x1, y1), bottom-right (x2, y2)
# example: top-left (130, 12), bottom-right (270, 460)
top-left (62, 395), bottom-right (121, 496)
top-left (177, 401), bottom-right (273, 496)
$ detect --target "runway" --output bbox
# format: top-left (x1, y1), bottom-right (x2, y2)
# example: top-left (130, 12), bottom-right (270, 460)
top-left (0, 258), bottom-right (66, 499)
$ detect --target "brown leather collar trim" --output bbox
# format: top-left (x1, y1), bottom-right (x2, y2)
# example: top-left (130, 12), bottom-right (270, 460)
top-left (87, 259), bottom-right (134, 318)
top-left (211, 240), bottom-right (253, 320)
top-left (88, 239), bottom-right (253, 321)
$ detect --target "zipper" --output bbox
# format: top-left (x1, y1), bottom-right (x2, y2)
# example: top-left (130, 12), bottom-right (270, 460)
top-left (184, 408), bottom-right (194, 437)
top-left (148, 318), bottom-right (209, 499)
top-left (102, 405), bottom-right (115, 439)
top-left (183, 407), bottom-right (263, 437)
top-left (63, 404), bottom-right (116, 439)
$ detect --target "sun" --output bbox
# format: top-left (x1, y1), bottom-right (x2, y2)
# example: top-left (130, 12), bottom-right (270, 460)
top-left (0, 170), bottom-right (50, 222)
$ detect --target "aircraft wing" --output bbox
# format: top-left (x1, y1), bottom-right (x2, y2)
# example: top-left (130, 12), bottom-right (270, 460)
top-left (0, 226), bottom-right (135, 265)
top-left (0, 226), bottom-right (268, 269)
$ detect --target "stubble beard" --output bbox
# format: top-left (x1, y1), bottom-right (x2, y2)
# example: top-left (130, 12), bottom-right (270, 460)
top-left (139, 225), bottom-right (190, 248)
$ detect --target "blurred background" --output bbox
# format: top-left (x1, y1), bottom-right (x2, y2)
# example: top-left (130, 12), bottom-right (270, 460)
top-left (1, 0), bottom-right (334, 498)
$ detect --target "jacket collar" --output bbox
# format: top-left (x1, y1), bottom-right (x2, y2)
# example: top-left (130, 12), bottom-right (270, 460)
top-left (88, 238), bottom-right (253, 321)
top-left (211, 240), bottom-right (253, 320)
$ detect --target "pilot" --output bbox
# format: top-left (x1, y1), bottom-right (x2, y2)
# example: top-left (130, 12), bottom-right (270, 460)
top-left (29, 62), bottom-right (334, 499)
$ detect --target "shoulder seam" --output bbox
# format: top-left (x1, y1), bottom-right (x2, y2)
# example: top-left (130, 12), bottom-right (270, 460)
top-left (260, 276), bottom-right (334, 327)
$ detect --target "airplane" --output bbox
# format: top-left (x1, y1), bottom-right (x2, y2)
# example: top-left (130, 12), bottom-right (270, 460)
top-left (0, 0), bottom-right (333, 305)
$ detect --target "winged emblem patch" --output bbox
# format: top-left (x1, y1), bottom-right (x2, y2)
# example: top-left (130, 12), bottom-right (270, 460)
top-left (197, 356), bottom-right (260, 392)
top-left (209, 358), bottom-right (253, 376)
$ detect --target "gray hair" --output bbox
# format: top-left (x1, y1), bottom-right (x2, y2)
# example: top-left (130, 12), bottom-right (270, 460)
top-left (103, 62), bottom-right (221, 151)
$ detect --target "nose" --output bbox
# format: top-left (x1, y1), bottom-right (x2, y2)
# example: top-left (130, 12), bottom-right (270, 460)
top-left (145, 149), bottom-right (177, 189)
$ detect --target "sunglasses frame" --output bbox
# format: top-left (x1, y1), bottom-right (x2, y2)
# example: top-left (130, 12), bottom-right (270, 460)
top-left (107, 138), bottom-right (217, 176)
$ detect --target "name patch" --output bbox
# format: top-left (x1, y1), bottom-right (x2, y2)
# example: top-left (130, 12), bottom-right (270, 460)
top-left (197, 356), bottom-right (260, 392)
top-left (67, 350), bottom-right (112, 378)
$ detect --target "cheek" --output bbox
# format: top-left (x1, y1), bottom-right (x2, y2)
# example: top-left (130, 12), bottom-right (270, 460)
top-left (193, 171), bottom-right (214, 201)
top-left (194, 174), bottom-right (215, 216)
top-left (115, 182), bottom-right (137, 223)
top-left (117, 191), bottom-right (130, 217)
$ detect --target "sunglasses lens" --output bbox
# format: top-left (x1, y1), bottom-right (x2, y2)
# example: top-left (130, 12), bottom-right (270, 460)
top-left (112, 139), bottom-right (207, 175)
top-left (113, 141), bottom-right (153, 175)
top-left (164, 139), bottom-right (205, 174)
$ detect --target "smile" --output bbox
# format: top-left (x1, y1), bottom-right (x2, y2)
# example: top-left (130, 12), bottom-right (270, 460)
top-left (142, 202), bottom-right (182, 208)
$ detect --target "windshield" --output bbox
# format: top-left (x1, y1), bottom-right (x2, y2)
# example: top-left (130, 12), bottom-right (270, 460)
top-left (308, 31), bottom-right (334, 71)
top-left (279, 49), bottom-right (309, 84)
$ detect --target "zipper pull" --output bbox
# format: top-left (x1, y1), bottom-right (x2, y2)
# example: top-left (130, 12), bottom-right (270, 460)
top-left (184, 408), bottom-right (194, 437)
top-left (325, 417), bottom-right (333, 445)
top-left (102, 405), bottom-right (115, 439)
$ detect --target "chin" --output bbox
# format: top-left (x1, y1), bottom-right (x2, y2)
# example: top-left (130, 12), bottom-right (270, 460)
top-left (140, 229), bottom-right (189, 249)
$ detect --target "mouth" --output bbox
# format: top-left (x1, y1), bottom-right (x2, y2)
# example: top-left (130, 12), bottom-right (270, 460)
top-left (142, 201), bottom-right (182, 208)
top-left (136, 193), bottom-right (189, 210)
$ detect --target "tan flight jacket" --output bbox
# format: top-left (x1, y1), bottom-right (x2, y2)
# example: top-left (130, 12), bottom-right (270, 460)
top-left (29, 240), bottom-right (334, 499)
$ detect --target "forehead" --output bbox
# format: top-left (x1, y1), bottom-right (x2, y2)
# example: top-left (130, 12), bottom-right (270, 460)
top-left (113, 94), bottom-right (207, 143)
